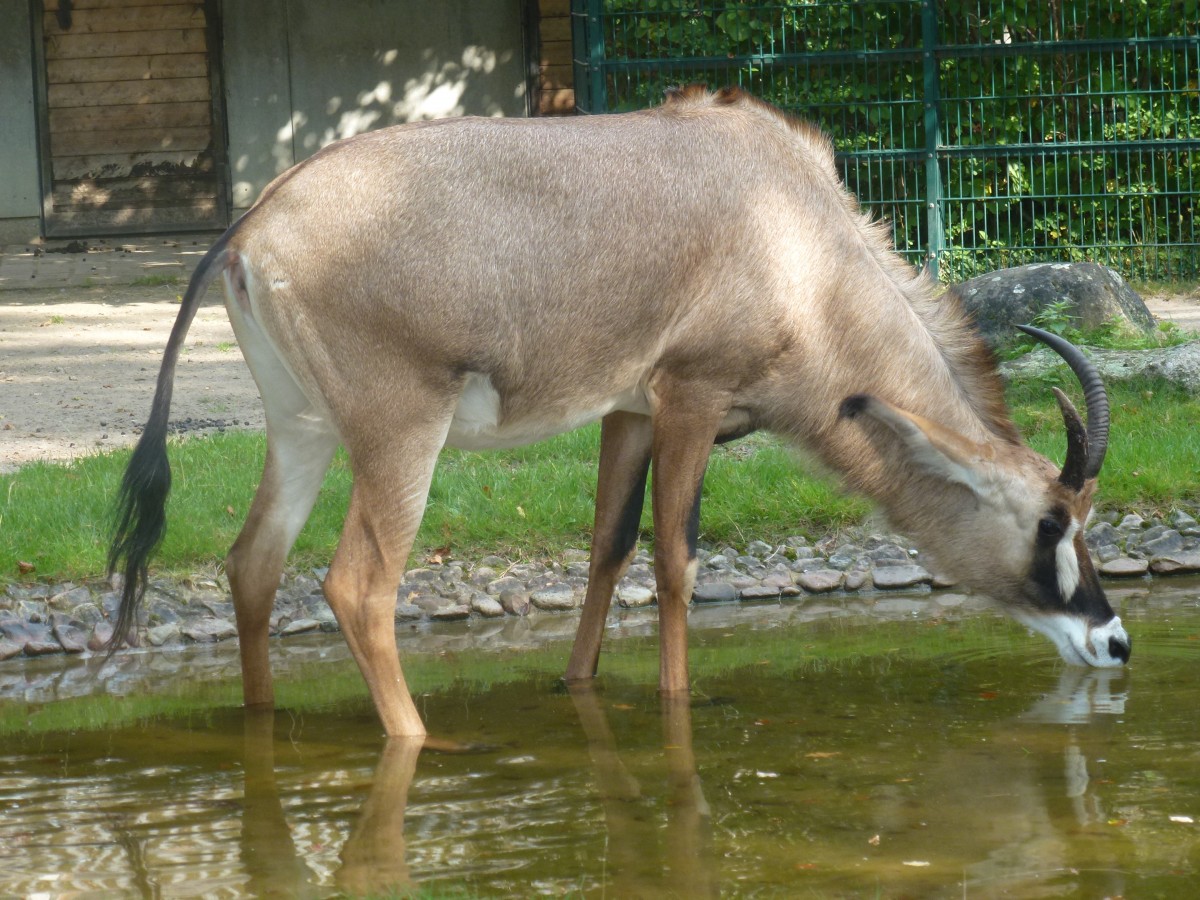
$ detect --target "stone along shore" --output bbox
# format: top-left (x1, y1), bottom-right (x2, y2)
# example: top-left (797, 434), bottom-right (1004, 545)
top-left (2, 506), bottom-right (1199, 662)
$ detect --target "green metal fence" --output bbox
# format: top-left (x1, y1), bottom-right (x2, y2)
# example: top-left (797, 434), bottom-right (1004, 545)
top-left (572, 1), bottom-right (1200, 281)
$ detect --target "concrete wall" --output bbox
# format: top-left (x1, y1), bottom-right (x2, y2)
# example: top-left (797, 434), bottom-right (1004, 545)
top-left (223, 0), bottom-right (529, 214)
top-left (0, 0), bottom-right (44, 243)
top-left (221, 0), bottom-right (295, 211)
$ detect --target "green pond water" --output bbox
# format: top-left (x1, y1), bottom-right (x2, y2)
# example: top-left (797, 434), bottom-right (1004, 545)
top-left (1, 581), bottom-right (1198, 898)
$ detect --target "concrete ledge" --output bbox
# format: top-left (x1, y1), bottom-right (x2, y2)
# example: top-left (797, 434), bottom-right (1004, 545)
top-left (0, 218), bottom-right (42, 247)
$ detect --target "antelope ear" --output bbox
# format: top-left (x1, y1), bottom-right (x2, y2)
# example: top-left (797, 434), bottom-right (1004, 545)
top-left (839, 394), bottom-right (995, 493)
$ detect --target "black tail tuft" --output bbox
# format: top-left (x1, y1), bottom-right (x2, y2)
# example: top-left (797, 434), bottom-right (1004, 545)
top-left (106, 420), bottom-right (172, 654)
top-left (103, 233), bottom-right (236, 657)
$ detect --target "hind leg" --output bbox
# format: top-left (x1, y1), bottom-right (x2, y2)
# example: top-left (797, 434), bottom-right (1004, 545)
top-left (323, 408), bottom-right (455, 738)
top-left (226, 415), bottom-right (338, 708)
top-left (221, 269), bottom-right (339, 709)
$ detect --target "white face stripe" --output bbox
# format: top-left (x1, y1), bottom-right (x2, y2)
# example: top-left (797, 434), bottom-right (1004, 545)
top-left (1056, 519), bottom-right (1082, 601)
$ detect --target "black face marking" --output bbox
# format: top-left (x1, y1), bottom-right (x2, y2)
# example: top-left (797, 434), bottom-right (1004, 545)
top-left (1029, 541), bottom-right (1064, 609)
top-left (1067, 550), bottom-right (1116, 624)
top-left (1027, 504), bottom-right (1116, 624)
top-left (1028, 505), bottom-right (1074, 608)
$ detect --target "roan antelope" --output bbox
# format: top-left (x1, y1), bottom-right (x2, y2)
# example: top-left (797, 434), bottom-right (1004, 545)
top-left (109, 86), bottom-right (1130, 738)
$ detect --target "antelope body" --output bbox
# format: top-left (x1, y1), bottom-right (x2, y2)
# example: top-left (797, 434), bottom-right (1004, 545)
top-left (110, 87), bottom-right (1130, 738)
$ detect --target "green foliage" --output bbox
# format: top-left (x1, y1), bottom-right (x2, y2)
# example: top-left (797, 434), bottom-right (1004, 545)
top-left (1000, 298), bottom-right (1192, 357)
top-left (590, 1), bottom-right (1200, 280)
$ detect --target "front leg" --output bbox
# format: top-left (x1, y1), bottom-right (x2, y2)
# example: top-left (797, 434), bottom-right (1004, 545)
top-left (649, 380), bottom-right (730, 695)
top-left (566, 411), bottom-right (653, 681)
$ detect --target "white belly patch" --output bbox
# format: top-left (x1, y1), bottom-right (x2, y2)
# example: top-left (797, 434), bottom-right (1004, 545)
top-left (445, 372), bottom-right (652, 450)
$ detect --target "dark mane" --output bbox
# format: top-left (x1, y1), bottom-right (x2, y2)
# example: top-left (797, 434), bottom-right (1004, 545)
top-left (913, 279), bottom-right (1021, 443)
top-left (661, 84), bottom-right (834, 158)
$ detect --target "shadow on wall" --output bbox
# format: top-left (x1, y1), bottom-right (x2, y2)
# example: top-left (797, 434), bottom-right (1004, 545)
top-left (231, 42), bottom-right (521, 206)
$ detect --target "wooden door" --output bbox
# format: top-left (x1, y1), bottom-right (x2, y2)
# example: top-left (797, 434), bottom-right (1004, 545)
top-left (38, 0), bottom-right (227, 236)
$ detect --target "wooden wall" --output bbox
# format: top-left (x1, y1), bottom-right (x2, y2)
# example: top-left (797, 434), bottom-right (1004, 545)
top-left (41, 0), bottom-right (224, 235)
top-left (32, 0), bottom-right (559, 236)
top-left (536, 0), bottom-right (574, 115)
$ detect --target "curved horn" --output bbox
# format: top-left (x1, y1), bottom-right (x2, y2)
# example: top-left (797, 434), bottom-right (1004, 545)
top-left (1016, 324), bottom-right (1110, 485)
top-left (1050, 387), bottom-right (1088, 491)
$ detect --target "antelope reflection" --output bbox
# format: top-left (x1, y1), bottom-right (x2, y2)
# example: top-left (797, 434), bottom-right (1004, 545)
top-left (864, 666), bottom-right (1131, 896)
top-left (236, 692), bottom-right (717, 897)
top-left (569, 683), bottom-right (717, 898)
top-left (231, 665), bottom-right (1130, 897)
top-left (239, 711), bottom-right (420, 897)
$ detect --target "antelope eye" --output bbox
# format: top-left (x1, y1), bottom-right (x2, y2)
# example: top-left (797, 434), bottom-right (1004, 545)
top-left (1038, 517), bottom-right (1064, 539)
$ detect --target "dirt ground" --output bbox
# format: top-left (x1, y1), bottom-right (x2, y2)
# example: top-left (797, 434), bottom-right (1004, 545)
top-left (1144, 292), bottom-right (1200, 333)
top-left (1, 281), bottom-right (1198, 474)
top-left (0, 283), bottom-right (263, 473)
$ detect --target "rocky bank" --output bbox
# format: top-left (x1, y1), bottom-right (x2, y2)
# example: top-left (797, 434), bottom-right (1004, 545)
top-left (3, 506), bottom-right (1199, 663)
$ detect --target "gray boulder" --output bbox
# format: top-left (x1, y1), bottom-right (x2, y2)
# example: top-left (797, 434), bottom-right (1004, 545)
top-left (1001, 342), bottom-right (1200, 393)
top-left (954, 262), bottom-right (1157, 348)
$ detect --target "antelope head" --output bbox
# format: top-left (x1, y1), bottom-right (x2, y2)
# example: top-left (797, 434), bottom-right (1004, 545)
top-left (840, 325), bottom-right (1130, 668)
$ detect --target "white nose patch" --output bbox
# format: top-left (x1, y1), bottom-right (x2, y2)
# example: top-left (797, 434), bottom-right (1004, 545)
top-left (1089, 616), bottom-right (1130, 667)
top-left (1055, 519), bottom-right (1081, 600)
top-left (1014, 611), bottom-right (1130, 668)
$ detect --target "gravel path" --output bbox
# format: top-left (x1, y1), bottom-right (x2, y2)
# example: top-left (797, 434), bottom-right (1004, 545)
top-left (0, 283), bottom-right (263, 472)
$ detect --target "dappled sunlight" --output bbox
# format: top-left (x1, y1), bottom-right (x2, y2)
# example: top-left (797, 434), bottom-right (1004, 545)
top-left (301, 45), bottom-right (517, 153)
top-left (231, 41), bottom-right (522, 207)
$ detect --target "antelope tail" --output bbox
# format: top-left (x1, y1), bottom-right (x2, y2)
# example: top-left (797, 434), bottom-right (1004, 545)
top-left (106, 232), bottom-right (237, 653)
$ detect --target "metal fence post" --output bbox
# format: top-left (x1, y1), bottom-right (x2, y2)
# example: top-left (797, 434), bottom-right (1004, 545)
top-left (571, 0), bottom-right (608, 114)
top-left (921, 0), bottom-right (945, 279)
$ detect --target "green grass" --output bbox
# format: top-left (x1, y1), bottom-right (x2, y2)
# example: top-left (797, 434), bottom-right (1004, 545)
top-left (131, 272), bottom-right (183, 287)
top-left (1010, 373), bottom-right (1200, 512)
top-left (1128, 277), bottom-right (1200, 298)
top-left (0, 426), bottom-right (866, 583)
top-left (1, 376), bottom-right (1197, 584)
